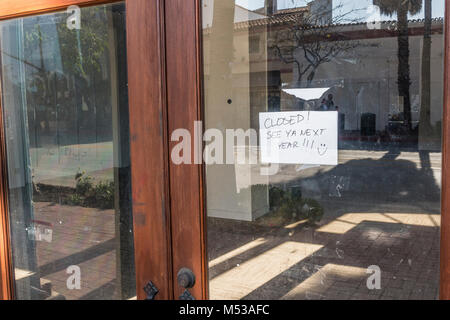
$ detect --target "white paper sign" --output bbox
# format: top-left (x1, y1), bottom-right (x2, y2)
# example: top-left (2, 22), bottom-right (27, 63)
top-left (259, 111), bottom-right (338, 165)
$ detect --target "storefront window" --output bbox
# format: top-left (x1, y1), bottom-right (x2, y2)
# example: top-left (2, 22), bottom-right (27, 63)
top-left (0, 3), bottom-right (135, 300)
top-left (203, 0), bottom-right (443, 300)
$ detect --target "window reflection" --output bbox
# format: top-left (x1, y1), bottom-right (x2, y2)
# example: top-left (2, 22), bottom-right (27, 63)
top-left (204, 0), bottom-right (443, 300)
top-left (1, 3), bottom-right (135, 300)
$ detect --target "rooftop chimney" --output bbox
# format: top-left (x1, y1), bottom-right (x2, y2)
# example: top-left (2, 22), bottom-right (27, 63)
top-left (265, 0), bottom-right (277, 15)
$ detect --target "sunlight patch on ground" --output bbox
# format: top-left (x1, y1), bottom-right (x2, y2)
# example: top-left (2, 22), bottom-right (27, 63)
top-left (209, 241), bottom-right (323, 300)
top-left (281, 263), bottom-right (368, 300)
top-left (209, 238), bottom-right (267, 268)
top-left (15, 268), bottom-right (35, 281)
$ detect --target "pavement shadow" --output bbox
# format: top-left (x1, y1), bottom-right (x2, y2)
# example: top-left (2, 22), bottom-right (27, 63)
top-left (207, 150), bottom-right (441, 300)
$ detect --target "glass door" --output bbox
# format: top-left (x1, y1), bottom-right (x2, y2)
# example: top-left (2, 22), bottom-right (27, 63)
top-left (0, 0), bottom-right (170, 300)
top-left (199, 0), bottom-right (444, 300)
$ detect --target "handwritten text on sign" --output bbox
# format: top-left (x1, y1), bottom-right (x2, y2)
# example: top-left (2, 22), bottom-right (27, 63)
top-left (259, 111), bottom-right (338, 165)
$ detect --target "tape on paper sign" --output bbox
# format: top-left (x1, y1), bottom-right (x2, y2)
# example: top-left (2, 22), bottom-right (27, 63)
top-left (259, 111), bottom-right (338, 165)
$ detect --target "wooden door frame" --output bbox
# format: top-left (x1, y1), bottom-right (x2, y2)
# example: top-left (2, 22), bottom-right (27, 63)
top-left (1, 0), bottom-right (450, 301)
top-left (440, 0), bottom-right (450, 300)
top-left (165, 0), bottom-right (208, 300)
top-left (167, 0), bottom-right (450, 301)
top-left (0, 0), bottom-right (173, 300)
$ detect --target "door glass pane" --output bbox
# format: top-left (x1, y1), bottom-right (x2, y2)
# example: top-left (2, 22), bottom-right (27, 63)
top-left (203, 0), bottom-right (443, 300)
top-left (0, 3), bottom-right (135, 299)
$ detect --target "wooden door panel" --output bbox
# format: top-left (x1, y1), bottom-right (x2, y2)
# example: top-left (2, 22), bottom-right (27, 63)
top-left (168, 0), bottom-right (450, 301)
top-left (0, 0), bottom-right (118, 20)
top-left (165, 0), bottom-right (207, 300)
top-left (126, 0), bottom-right (172, 300)
top-left (441, 0), bottom-right (450, 300)
top-left (0, 0), bottom-right (171, 300)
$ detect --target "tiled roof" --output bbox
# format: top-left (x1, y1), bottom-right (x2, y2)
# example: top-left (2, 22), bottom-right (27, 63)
top-left (234, 8), bottom-right (307, 30)
top-left (204, 5), bottom-right (444, 34)
top-left (235, 14), bottom-right (444, 31)
top-left (273, 7), bottom-right (309, 15)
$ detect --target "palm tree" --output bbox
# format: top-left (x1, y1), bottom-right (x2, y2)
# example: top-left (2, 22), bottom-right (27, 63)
top-left (373, 0), bottom-right (423, 131)
top-left (419, 0), bottom-right (434, 149)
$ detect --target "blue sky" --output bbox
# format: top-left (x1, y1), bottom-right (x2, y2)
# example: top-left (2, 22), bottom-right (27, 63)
top-left (235, 0), bottom-right (445, 19)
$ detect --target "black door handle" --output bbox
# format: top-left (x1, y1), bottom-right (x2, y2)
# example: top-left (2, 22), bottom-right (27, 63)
top-left (177, 268), bottom-right (196, 300)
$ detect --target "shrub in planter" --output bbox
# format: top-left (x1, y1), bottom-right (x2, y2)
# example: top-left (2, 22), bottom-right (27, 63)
top-left (75, 171), bottom-right (94, 196)
top-left (268, 185), bottom-right (323, 226)
top-left (87, 180), bottom-right (115, 209)
top-left (68, 171), bottom-right (115, 209)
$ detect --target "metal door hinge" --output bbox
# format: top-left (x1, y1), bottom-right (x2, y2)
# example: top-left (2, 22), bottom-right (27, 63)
top-left (144, 281), bottom-right (159, 300)
top-left (180, 289), bottom-right (195, 300)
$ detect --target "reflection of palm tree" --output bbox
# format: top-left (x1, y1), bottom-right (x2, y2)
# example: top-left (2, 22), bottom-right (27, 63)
top-left (419, 0), bottom-right (433, 149)
top-left (373, 0), bottom-right (423, 131)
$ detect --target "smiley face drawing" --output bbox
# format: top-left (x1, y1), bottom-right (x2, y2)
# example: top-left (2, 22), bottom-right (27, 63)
top-left (317, 143), bottom-right (328, 156)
